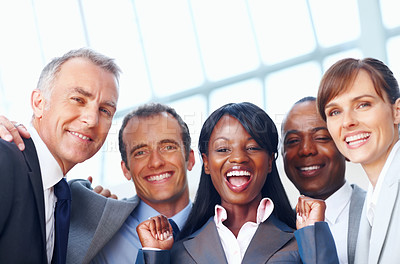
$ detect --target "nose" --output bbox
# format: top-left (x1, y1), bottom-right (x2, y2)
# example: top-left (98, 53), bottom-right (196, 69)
top-left (298, 137), bottom-right (317, 157)
top-left (229, 148), bottom-right (250, 164)
top-left (342, 110), bottom-right (358, 129)
top-left (81, 107), bottom-right (99, 128)
top-left (147, 149), bottom-right (166, 169)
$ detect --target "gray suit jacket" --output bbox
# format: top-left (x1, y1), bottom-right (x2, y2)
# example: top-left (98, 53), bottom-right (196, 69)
top-left (354, 146), bottom-right (400, 264)
top-left (347, 184), bottom-right (366, 264)
top-left (138, 216), bottom-right (339, 264)
top-left (66, 179), bottom-right (139, 264)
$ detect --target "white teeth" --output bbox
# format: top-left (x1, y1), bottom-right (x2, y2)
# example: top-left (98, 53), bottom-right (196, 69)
top-left (70, 131), bottom-right (90, 140)
top-left (345, 133), bottom-right (370, 146)
top-left (300, 165), bottom-right (320, 171)
top-left (148, 173), bottom-right (172, 182)
top-left (227, 170), bottom-right (251, 177)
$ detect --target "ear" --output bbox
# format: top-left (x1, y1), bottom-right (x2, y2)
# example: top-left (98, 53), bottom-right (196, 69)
top-left (121, 161), bottom-right (132, 181)
top-left (31, 89), bottom-right (45, 119)
top-left (201, 153), bottom-right (210, 175)
top-left (393, 98), bottom-right (400, 125)
top-left (186, 149), bottom-right (195, 171)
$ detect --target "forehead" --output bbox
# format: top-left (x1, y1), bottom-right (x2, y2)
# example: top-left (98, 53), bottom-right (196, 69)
top-left (54, 58), bottom-right (118, 93)
top-left (211, 115), bottom-right (249, 138)
top-left (284, 102), bottom-right (326, 132)
top-left (123, 113), bottom-right (183, 145)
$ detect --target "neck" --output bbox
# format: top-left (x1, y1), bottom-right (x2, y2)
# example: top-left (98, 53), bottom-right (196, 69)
top-left (221, 195), bottom-right (261, 237)
top-left (362, 138), bottom-right (399, 188)
top-left (143, 192), bottom-right (190, 218)
top-left (33, 119), bottom-right (70, 175)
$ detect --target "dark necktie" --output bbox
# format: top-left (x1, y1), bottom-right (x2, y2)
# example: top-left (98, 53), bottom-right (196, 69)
top-left (168, 219), bottom-right (180, 240)
top-left (52, 178), bottom-right (71, 264)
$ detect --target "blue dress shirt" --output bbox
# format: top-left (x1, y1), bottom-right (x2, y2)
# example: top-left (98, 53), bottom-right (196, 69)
top-left (92, 200), bottom-right (192, 264)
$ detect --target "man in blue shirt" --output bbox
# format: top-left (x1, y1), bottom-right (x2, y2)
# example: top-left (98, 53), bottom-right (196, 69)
top-left (66, 103), bottom-right (195, 263)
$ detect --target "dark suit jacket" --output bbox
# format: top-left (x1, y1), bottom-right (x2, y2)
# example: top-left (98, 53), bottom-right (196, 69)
top-left (137, 216), bottom-right (339, 264)
top-left (0, 138), bottom-right (47, 264)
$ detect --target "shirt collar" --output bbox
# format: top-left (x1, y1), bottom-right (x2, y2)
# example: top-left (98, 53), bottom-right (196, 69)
top-left (325, 181), bottom-right (352, 224)
top-left (366, 139), bottom-right (400, 225)
top-left (28, 126), bottom-right (64, 190)
top-left (134, 199), bottom-right (192, 230)
top-left (214, 198), bottom-right (274, 225)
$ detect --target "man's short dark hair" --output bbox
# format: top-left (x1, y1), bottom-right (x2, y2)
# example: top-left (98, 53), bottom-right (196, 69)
top-left (118, 103), bottom-right (191, 169)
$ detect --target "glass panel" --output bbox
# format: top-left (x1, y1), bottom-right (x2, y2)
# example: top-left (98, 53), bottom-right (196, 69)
top-left (169, 95), bottom-right (207, 199)
top-left (0, 0), bottom-right (43, 123)
top-left (209, 79), bottom-right (264, 113)
top-left (309, 0), bottom-right (361, 47)
top-left (82, 0), bottom-right (151, 110)
top-left (190, 0), bottom-right (259, 81)
top-left (248, 0), bottom-right (316, 64)
top-left (323, 49), bottom-right (363, 71)
top-left (34, 0), bottom-right (86, 60)
top-left (380, 0), bottom-right (400, 28)
top-left (134, 0), bottom-right (203, 97)
top-left (387, 36), bottom-right (400, 81)
top-left (265, 62), bottom-right (321, 131)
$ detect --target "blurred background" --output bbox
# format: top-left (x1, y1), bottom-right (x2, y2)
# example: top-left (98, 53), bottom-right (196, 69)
top-left (0, 0), bottom-right (399, 205)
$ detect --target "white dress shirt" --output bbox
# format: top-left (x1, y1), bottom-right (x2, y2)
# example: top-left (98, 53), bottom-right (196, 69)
top-left (214, 198), bottom-right (274, 264)
top-left (29, 126), bottom-right (64, 263)
top-left (325, 181), bottom-right (353, 264)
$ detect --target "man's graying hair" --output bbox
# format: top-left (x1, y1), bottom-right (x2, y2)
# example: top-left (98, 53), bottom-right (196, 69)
top-left (36, 48), bottom-right (121, 102)
top-left (118, 103), bottom-right (192, 169)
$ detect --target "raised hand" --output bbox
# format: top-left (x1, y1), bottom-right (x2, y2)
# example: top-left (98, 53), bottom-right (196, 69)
top-left (0, 115), bottom-right (30, 151)
top-left (296, 195), bottom-right (326, 230)
top-left (136, 215), bottom-right (174, 250)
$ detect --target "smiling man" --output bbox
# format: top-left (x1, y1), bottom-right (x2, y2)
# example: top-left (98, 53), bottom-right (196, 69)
top-left (66, 103), bottom-right (195, 264)
top-left (0, 48), bottom-right (120, 264)
top-left (281, 96), bottom-right (365, 264)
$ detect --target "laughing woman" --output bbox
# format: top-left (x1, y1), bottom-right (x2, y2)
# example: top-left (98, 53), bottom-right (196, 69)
top-left (136, 102), bottom-right (338, 264)
top-left (317, 58), bottom-right (400, 263)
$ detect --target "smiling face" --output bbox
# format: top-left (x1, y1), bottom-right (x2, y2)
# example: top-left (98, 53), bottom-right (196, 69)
top-left (32, 57), bottom-right (119, 174)
top-left (202, 115), bottom-right (272, 208)
top-left (282, 101), bottom-right (346, 200)
top-left (324, 70), bottom-right (400, 179)
top-left (121, 112), bottom-right (195, 211)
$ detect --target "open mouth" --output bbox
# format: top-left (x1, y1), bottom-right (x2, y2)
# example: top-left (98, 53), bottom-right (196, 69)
top-left (226, 170), bottom-right (251, 189)
top-left (147, 172), bottom-right (172, 182)
top-left (345, 133), bottom-right (370, 146)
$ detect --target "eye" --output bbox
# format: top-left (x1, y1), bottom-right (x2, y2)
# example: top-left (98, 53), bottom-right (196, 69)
top-left (358, 102), bottom-right (371, 109)
top-left (133, 149), bottom-right (148, 158)
top-left (71, 97), bottom-right (84, 104)
top-left (327, 109), bottom-right (340, 117)
top-left (314, 136), bottom-right (331, 142)
top-left (246, 145), bottom-right (262, 151)
top-left (284, 137), bottom-right (300, 146)
top-left (216, 147), bottom-right (230, 153)
top-left (161, 144), bottom-right (178, 152)
top-left (100, 107), bottom-right (112, 117)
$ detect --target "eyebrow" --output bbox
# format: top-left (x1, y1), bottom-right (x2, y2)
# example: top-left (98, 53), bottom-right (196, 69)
top-left (129, 143), bottom-right (147, 156)
top-left (72, 87), bottom-right (117, 110)
top-left (325, 94), bottom-right (376, 109)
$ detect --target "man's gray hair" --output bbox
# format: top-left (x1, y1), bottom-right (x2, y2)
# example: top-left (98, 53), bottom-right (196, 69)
top-left (36, 48), bottom-right (121, 101)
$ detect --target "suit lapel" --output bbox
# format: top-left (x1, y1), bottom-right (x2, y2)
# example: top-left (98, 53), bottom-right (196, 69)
top-left (242, 216), bottom-right (293, 264)
top-left (183, 218), bottom-right (228, 263)
top-left (369, 153), bottom-right (400, 264)
top-left (23, 138), bottom-right (47, 250)
top-left (347, 185), bottom-right (366, 264)
top-left (83, 196), bottom-right (139, 263)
